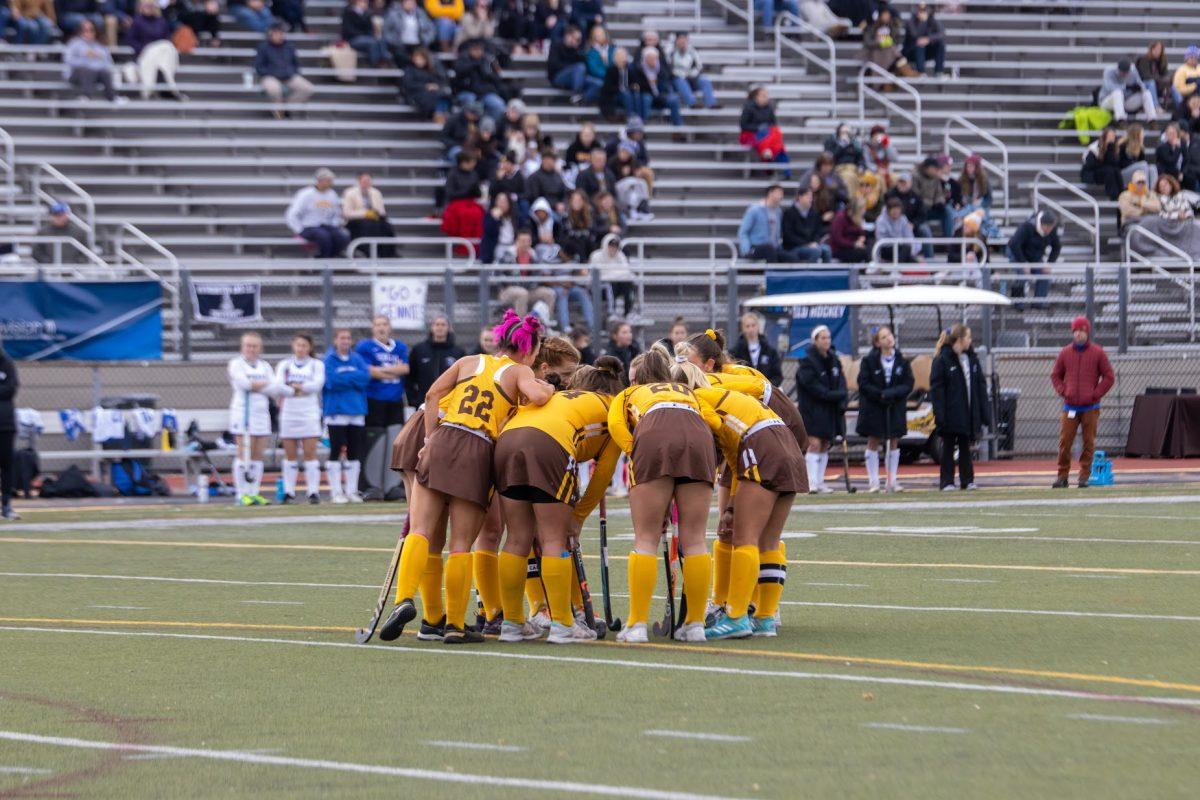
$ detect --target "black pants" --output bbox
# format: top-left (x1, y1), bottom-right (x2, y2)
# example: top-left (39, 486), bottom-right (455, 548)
top-left (347, 217), bottom-right (397, 257)
top-left (328, 424), bottom-right (367, 461)
top-left (939, 430), bottom-right (974, 489)
top-left (610, 281), bottom-right (635, 316)
top-left (0, 430), bottom-right (13, 506)
top-left (365, 398), bottom-right (406, 428)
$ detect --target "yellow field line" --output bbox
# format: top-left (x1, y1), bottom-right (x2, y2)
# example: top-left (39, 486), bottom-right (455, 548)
top-left (5, 615), bottom-right (1199, 695)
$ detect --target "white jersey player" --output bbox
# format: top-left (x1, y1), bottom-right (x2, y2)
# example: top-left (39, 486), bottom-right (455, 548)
top-left (227, 332), bottom-right (278, 505)
top-left (274, 334), bottom-right (325, 504)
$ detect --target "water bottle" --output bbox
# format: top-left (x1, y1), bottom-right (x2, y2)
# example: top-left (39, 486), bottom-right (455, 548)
top-left (275, 478), bottom-right (286, 503)
top-left (196, 474), bottom-right (209, 503)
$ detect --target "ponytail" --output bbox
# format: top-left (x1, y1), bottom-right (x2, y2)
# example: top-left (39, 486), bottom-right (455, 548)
top-left (568, 355), bottom-right (628, 395)
top-left (935, 324), bottom-right (970, 356)
top-left (684, 329), bottom-right (729, 369)
top-left (670, 361), bottom-right (708, 390)
top-left (493, 308), bottom-right (543, 356)
top-left (630, 349), bottom-right (672, 384)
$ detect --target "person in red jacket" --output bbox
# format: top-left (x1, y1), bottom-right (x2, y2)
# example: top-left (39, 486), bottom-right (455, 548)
top-left (1050, 316), bottom-right (1115, 488)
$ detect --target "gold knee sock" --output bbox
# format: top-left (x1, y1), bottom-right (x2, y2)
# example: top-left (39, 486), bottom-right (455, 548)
top-left (627, 551), bottom-right (658, 625)
top-left (524, 551), bottom-right (548, 615)
top-left (681, 553), bottom-right (711, 624)
top-left (727, 545), bottom-right (759, 618)
top-left (472, 550), bottom-right (502, 620)
top-left (444, 552), bottom-right (472, 629)
top-left (394, 533), bottom-right (430, 604)
top-left (712, 540), bottom-right (733, 607)
top-left (750, 581), bottom-right (762, 613)
top-left (754, 548), bottom-right (787, 619)
top-left (541, 555), bottom-right (574, 626)
top-left (418, 554), bottom-right (444, 624)
top-left (498, 550), bottom-right (529, 624)
top-left (570, 561), bottom-right (583, 611)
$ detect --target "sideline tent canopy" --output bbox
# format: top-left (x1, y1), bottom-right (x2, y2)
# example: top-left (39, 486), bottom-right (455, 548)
top-left (743, 285), bottom-right (1012, 309)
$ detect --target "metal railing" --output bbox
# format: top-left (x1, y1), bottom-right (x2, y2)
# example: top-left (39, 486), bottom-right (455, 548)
top-left (774, 13), bottom-right (838, 117)
top-left (114, 222), bottom-right (182, 353)
top-left (707, 0), bottom-right (755, 52)
top-left (943, 115), bottom-right (1010, 224)
top-left (870, 236), bottom-right (989, 268)
top-left (1125, 224), bottom-right (1196, 340)
top-left (619, 237), bottom-right (738, 264)
top-left (31, 162), bottom-right (96, 250)
top-left (620, 238), bottom-right (739, 331)
top-left (1, 235), bottom-right (111, 276)
top-left (1032, 169), bottom-right (1100, 265)
top-left (0, 125), bottom-right (14, 216)
top-left (858, 63), bottom-right (922, 161)
top-left (347, 236), bottom-right (478, 266)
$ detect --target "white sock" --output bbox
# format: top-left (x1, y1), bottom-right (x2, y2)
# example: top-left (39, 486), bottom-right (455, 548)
top-left (232, 458), bottom-right (246, 499)
top-left (345, 460), bottom-right (361, 496)
top-left (805, 453), bottom-right (821, 488)
top-left (887, 448), bottom-right (901, 485)
top-left (249, 461), bottom-right (264, 497)
top-left (326, 461), bottom-right (343, 497)
top-left (282, 460), bottom-right (299, 495)
top-left (865, 449), bottom-right (880, 488)
top-left (818, 452), bottom-right (830, 488)
top-left (304, 460), bottom-right (321, 496)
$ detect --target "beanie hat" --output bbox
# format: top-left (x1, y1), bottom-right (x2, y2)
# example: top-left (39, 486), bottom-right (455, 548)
top-left (1188, 45), bottom-right (1200, 60)
top-left (1117, 59), bottom-right (1132, 73)
top-left (1071, 316), bottom-right (1091, 334)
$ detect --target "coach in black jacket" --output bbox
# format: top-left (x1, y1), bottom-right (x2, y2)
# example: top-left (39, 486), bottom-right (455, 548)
top-left (0, 341), bottom-right (18, 519)
top-left (795, 325), bottom-right (847, 493)
top-left (930, 325), bottom-right (992, 490)
top-left (730, 312), bottom-right (783, 386)
top-left (405, 316), bottom-right (466, 407)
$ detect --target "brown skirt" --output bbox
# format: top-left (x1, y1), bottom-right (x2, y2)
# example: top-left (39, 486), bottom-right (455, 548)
top-left (494, 427), bottom-right (575, 504)
top-left (737, 423), bottom-right (808, 494)
top-left (389, 412), bottom-right (426, 474)
top-left (631, 408), bottom-right (716, 486)
top-left (416, 424), bottom-right (494, 508)
top-left (768, 389), bottom-right (810, 454)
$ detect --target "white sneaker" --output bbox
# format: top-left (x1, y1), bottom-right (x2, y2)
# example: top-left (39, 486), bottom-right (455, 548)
top-left (331, 493), bottom-right (349, 505)
top-left (347, 491), bottom-right (365, 504)
top-left (866, 484), bottom-right (881, 494)
top-left (673, 621), bottom-right (705, 642)
top-left (112, 95), bottom-right (130, 105)
top-left (887, 483), bottom-right (904, 493)
top-left (616, 622), bottom-right (648, 643)
top-left (941, 485), bottom-right (957, 492)
top-left (529, 609), bottom-right (552, 630)
top-left (499, 619), bottom-right (543, 642)
top-left (548, 619), bottom-right (597, 644)
top-left (817, 485), bottom-right (834, 494)
top-left (965, 482), bottom-right (978, 491)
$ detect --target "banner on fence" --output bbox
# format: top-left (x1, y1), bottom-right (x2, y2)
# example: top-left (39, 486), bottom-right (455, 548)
top-left (190, 281), bottom-right (261, 323)
top-left (763, 271), bottom-right (852, 358)
top-left (372, 277), bottom-right (427, 330)
top-left (0, 281), bottom-right (163, 361)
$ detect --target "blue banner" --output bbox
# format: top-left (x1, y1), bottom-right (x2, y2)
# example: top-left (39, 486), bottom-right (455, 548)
top-left (763, 271), bottom-right (851, 357)
top-left (0, 281), bottom-right (163, 361)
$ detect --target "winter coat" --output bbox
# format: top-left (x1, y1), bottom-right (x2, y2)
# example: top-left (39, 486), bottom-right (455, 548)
top-left (855, 348), bottom-right (913, 439)
top-left (406, 334), bottom-right (466, 406)
top-left (913, 165), bottom-right (945, 208)
top-left (1006, 213), bottom-right (1062, 263)
top-left (729, 336), bottom-right (783, 387)
top-left (382, 5), bottom-right (436, 48)
top-left (795, 346), bottom-right (848, 440)
top-left (598, 339), bottom-right (641, 375)
top-left (1156, 140), bottom-right (1186, 180)
top-left (739, 101), bottom-right (777, 133)
top-left (341, 6), bottom-right (374, 41)
top-left (883, 186), bottom-right (924, 225)
top-left (321, 351), bottom-right (371, 418)
top-left (254, 39), bottom-right (301, 80)
top-left (524, 167), bottom-right (567, 206)
top-left (599, 62), bottom-right (650, 116)
top-left (1051, 341), bottom-right (1115, 409)
top-left (823, 135), bottom-right (866, 170)
top-left (930, 346), bottom-right (991, 439)
top-left (547, 38), bottom-right (585, 81)
top-left (828, 209), bottom-right (864, 252)
top-left (0, 347), bottom-right (16, 432)
top-left (781, 203), bottom-right (823, 249)
top-left (451, 53), bottom-right (507, 99)
top-left (127, 13), bottom-right (170, 58)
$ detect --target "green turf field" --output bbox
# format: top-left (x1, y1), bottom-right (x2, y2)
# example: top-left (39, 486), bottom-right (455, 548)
top-left (2, 488), bottom-right (1199, 799)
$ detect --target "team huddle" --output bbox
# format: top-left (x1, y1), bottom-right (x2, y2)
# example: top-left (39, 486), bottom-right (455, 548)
top-left (374, 308), bottom-right (812, 645)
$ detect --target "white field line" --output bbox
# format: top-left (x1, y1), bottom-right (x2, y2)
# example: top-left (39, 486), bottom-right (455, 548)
top-left (87, 605), bottom-right (149, 611)
top-left (861, 723), bottom-right (969, 734)
top-left (644, 730), bottom-right (751, 743)
top-left (423, 740), bottom-right (526, 752)
top-left (982, 511), bottom-right (1200, 522)
top-left (797, 495), bottom-right (1200, 513)
top-left (816, 529), bottom-right (1200, 546)
top-left (2, 626), bottom-right (1199, 708)
top-left (0, 766), bottom-right (52, 774)
top-left (0, 572), bottom-right (376, 590)
top-left (125, 747), bottom-right (284, 762)
top-left (804, 582), bottom-right (870, 588)
top-left (240, 600), bottom-right (304, 606)
top-left (1067, 714), bottom-right (1175, 726)
top-left (0, 731), bottom-right (742, 800)
top-left (931, 578), bottom-right (998, 584)
top-left (0, 514), bottom-right (407, 534)
top-left (1064, 575), bottom-right (1129, 580)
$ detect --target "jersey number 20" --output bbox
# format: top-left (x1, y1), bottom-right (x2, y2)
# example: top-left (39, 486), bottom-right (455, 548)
top-left (458, 385), bottom-right (495, 422)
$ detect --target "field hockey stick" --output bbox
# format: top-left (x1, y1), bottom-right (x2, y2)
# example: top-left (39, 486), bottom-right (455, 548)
top-left (354, 515), bottom-right (407, 644)
top-left (884, 401), bottom-right (892, 492)
top-left (652, 514), bottom-right (676, 637)
top-left (670, 502), bottom-right (685, 635)
top-left (569, 537), bottom-right (605, 639)
top-left (838, 435), bottom-right (857, 494)
top-left (598, 499), bottom-right (621, 631)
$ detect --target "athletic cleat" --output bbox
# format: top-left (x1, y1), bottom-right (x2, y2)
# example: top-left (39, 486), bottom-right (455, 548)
top-left (481, 612), bottom-right (504, 636)
top-left (331, 493), bottom-right (349, 505)
top-left (573, 607), bottom-right (588, 627)
top-left (498, 619), bottom-right (543, 642)
top-left (941, 484), bottom-right (957, 492)
top-left (529, 609), bottom-right (552, 630)
top-left (548, 619), bottom-right (598, 644)
top-left (965, 483), bottom-right (979, 491)
top-left (750, 615), bottom-right (778, 638)
top-left (816, 485), bottom-right (834, 494)
top-left (307, 493), bottom-right (320, 505)
top-left (773, 609), bottom-right (782, 629)
top-left (418, 615), bottom-right (446, 641)
top-left (704, 601), bottom-right (723, 628)
top-left (616, 622), bottom-right (648, 643)
top-left (443, 624), bottom-right (485, 644)
top-left (250, 494), bottom-right (270, 506)
top-left (888, 483), bottom-right (904, 493)
top-left (280, 493), bottom-right (296, 504)
top-left (673, 621), bottom-right (706, 642)
top-left (238, 495), bottom-right (256, 507)
top-left (379, 598), bottom-right (416, 642)
top-left (347, 491), bottom-right (365, 504)
top-left (1, 505), bottom-right (20, 521)
top-left (866, 484), bottom-right (880, 493)
top-left (705, 612), bottom-right (753, 640)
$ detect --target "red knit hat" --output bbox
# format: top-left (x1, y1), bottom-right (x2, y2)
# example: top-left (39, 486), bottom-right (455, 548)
top-left (1071, 316), bottom-right (1091, 333)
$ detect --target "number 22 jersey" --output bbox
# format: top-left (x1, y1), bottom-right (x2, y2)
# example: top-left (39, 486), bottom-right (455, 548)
top-left (438, 353), bottom-right (517, 441)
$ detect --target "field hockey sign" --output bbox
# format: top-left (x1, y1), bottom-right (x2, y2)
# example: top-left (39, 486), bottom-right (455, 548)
top-left (373, 277), bottom-right (427, 330)
top-left (190, 281), bottom-right (262, 323)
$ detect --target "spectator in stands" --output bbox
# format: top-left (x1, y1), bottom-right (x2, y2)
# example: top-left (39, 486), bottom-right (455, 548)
top-left (914, 155), bottom-right (952, 237)
top-left (531, 0), bottom-right (564, 45)
top-left (739, 86), bottom-right (791, 177)
top-left (229, 0), bottom-right (272, 34)
top-left (584, 24), bottom-right (614, 91)
top-left (286, 168), bottom-right (350, 257)
top-left (874, 196), bottom-right (924, 263)
top-left (574, 147), bottom-right (612, 199)
top-left (902, 1), bottom-right (945, 78)
top-left (930, 324), bottom-right (989, 492)
top-left (570, 0), bottom-right (602, 33)
top-left (401, 47), bottom-right (450, 123)
top-left (1183, 129), bottom-right (1200, 191)
top-left (1081, 126), bottom-right (1124, 201)
top-left (1132, 175), bottom-right (1200, 258)
top-left (738, 184), bottom-right (798, 263)
top-left (600, 46), bottom-right (649, 123)
top-left (405, 314), bottom-right (465, 407)
top-left (732, 311), bottom-right (783, 386)
top-left (1119, 123), bottom-right (1158, 189)
top-left (357, 315), bottom-right (410, 430)
top-left (549, 259), bottom-right (596, 330)
top-left (666, 317), bottom-right (689, 349)
top-left (1101, 59), bottom-right (1161, 124)
top-left (824, 122), bottom-right (866, 189)
top-left (495, 98), bottom-right (525, 144)
top-left (440, 100), bottom-right (481, 160)
top-left (342, 0), bottom-right (386, 67)
top-left (1156, 123), bottom-right (1186, 182)
top-left (829, 198), bottom-right (869, 262)
top-left (1137, 41), bottom-right (1172, 111)
top-left (1117, 169), bottom-right (1161, 234)
top-left (452, 38), bottom-right (507, 119)
top-left (11, 0), bottom-right (55, 43)
top-left (1051, 316), bottom-right (1113, 489)
top-left (800, 0), bottom-right (847, 38)
top-left (467, 325), bottom-right (495, 356)
top-left (56, 0), bottom-right (103, 38)
top-left (800, 152), bottom-right (848, 215)
top-left (559, 189), bottom-right (595, 262)
top-left (272, 0), bottom-right (305, 33)
top-left (599, 320), bottom-right (640, 375)
top-left (454, 0), bottom-right (492, 47)
top-left (752, 0), bottom-right (799, 31)
top-left (610, 149), bottom-right (654, 221)
top-left (128, 0), bottom-right (183, 100)
top-left (957, 153), bottom-right (991, 212)
top-left (884, 171), bottom-right (924, 229)
top-left (481, 191), bottom-right (517, 263)
top-left (548, 24), bottom-right (598, 104)
top-left (564, 122), bottom-right (601, 185)
top-left (592, 189), bottom-right (626, 240)
top-left (667, 31), bottom-right (717, 109)
top-left (255, 24), bottom-right (314, 118)
top-left (571, 326), bottom-right (596, 364)
top-left (591, 234), bottom-right (635, 320)
top-left (168, 0), bottom-right (221, 48)
top-left (469, 115), bottom-right (500, 182)
top-left (1177, 92), bottom-right (1200, 137)
top-left (1005, 211), bottom-right (1060, 301)
top-left (441, 150), bottom-right (484, 239)
top-left (425, 0), bottom-right (462, 51)
top-left (781, 185), bottom-right (831, 263)
top-left (498, 235), bottom-right (558, 322)
top-left (524, 148), bottom-right (568, 213)
top-left (528, 197), bottom-right (563, 261)
top-left (638, 47), bottom-right (684, 129)
top-left (342, 172), bottom-right (396, 256)
top-left (861, 7), bottom-right (917, 79)
top-left (63, 20), bottom-right (125, 103)
top-left (0, 334), bottom-right (16, 520)
top-left (864, 124), bottom-right (898, 186)
top-left (494, 0), bottom-right (534, 53)
top-left (1172, 45), bottom-right (1200, 108)
top-left (34, 201), bottom-right (90, 264)
top-left (383, 0), bottom-right (435, 66)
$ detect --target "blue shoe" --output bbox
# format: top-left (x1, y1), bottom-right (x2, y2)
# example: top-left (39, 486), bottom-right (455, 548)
top-left (705, 612), bottom-right (752, 640)
top-left (750, 615), bottom-right (777, 638)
